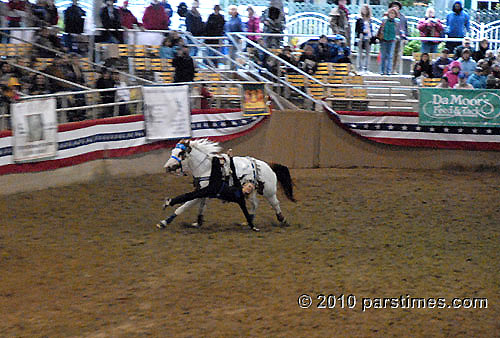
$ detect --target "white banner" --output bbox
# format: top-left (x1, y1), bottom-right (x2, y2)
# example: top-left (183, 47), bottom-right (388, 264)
top-left (11, 99), bottom-right (58, 162)
top-left (143, 85), bottom-right (192, 141)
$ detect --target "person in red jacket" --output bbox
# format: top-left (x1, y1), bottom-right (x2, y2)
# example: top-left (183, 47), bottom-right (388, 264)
top-left (142, 0), bottom-right (169, 30)
top-left (119, 0), bottom-right (142, 29)
top-left (444, 60), bottom-right (461, 88)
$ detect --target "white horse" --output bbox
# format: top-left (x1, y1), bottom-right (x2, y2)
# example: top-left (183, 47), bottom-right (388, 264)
top-left (158, 139), bottom-right (295, 229)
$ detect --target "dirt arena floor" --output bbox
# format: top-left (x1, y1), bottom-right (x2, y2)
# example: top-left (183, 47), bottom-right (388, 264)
top-left (1, 167), bottom-right (499, 337)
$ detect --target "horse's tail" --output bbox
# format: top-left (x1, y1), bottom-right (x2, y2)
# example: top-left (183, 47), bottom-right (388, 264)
top-left (270, 163), bottom-right (296, 202)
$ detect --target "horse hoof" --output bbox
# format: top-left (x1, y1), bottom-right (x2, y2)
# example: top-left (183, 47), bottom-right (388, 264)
top-left (189, 222), bottom-right (201, 228)
top-left (251, 226), bottom-right (260, 232)
top-left (280, 219), bottom-right (290, 227)
top-left (156, 220), bottom-right (167, 229)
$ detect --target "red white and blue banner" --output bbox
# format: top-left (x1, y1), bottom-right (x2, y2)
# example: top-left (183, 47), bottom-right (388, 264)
top-left (329, 110), bottom-right (500, 151)
top-left (0, 109), bottom-right (266, 175)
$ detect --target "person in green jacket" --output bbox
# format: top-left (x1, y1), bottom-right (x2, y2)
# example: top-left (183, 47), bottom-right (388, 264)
top-left (377, 7), bottom-right (400, 75)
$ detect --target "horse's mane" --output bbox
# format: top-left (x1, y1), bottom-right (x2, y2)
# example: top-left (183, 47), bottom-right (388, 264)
top-left (189, 139), bottom-right (222, 155)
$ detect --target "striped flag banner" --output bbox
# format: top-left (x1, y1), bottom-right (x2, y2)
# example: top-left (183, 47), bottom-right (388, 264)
top-left (329, 110), bottom-right (500, 151)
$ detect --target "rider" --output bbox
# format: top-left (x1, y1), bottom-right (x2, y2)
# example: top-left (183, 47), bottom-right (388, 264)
top-left (158, 150), bottom-right (259, 231)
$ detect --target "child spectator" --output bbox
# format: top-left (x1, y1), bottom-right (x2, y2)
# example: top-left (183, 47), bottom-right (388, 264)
top-left (377, 7), bottom-right (400, 75)
top-left (417, 7), bottom-right (443, 53)
top-left (355, 4), bottom-right (376, 73)
top-left (432, 48), bottom-right (453, 78)
top-left (159, 36), bottom-right (176, 59)
top-left (458, 48), bottom-right (476, 78)
top-left (454, 72), bottom-right (473, 89)
top-left (467, 67), bottom-right (487, 89)
top-left (444, 60), bottom-right (461, 88)
top-left (436, 76), bottom-right (449, 88)
top-left (413, 52), bottom-right (432, 85)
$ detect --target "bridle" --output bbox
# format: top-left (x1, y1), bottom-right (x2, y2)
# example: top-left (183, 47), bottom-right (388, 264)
top-left (169, 142), bottom-right (211, 175)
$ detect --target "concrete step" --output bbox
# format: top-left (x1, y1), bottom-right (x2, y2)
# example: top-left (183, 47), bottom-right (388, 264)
top-left (368, 105), bottom-right (417, 111)
top-left (368, 93), bottom-right (409, 99)
top-left (364, 80), bottom-right (404, 86)
top-left (362, 75), bottom-right (413, 86)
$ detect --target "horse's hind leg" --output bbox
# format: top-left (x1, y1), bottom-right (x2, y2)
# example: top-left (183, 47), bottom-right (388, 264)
top-left (265, 194), bottom-right (288, 226)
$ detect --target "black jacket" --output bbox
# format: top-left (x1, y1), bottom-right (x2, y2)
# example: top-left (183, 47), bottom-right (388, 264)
top-left (64, 5), bottom-right (85, 34)
top-left (205, 13), bottom-right (225, 45)
top-left (100, 6), bottom-right (123, 43)
top-left (173, 54), bottom-right (195, 83)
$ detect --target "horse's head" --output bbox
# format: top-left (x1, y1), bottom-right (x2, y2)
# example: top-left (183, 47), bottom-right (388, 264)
top-left (164, 140), bottom-right (192, 173)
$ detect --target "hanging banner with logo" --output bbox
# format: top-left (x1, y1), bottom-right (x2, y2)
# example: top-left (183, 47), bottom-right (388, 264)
top-left (242, 83), bottom-right (270, 117)
top-left (142, 85), bottom-right (192, 140)
top-left (419, 88), bottom-right (500, 127)
top-left (11, 98), bottom-right (58, 163)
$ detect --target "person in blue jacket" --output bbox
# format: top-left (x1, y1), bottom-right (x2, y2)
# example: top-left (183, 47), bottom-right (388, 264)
top-left (332, 34), bottom-right (351, 63)
top-left (467, 66), bottom-right (487, 88)
top-left (446, 0), bottom-right (470, 52)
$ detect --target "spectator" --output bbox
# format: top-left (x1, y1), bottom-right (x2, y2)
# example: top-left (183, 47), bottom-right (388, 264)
top-left (199, 83), bottom-right (212, 109)
top-left (298, 44), bottom-right (318, 75)
top-left (467, 66), bottom-right (487, 89)
top-left (252, 38), bottom-right (273, 71)
top-left (458, 48), bottom-right (476, 78)
top-left (63, 0), bottom-right (86, 54)
top-left (453, 37), bottom-right (474, 60)
top-left (436, 76), bottom-right (449, 88)
top-left (486, 63), bottom-right (500, 89)
top-left (444, 60), bottom-right (461, 88)
top-left (185, 0), bottom-right (204, 56)
top-left (96, 68), bottom-right (116, 118)
top-left (34, 26), bottom-right (62, 58)
top-left (261, 1), bottom-right (285, 49)
top-left (277, 45), bottom-right (298, 74)
top-left (315, 35), bottom-right (333, 62)
top-left (413, 52), bottom-right (432, 84)
top-left (159, 36), bottom-right (176, 58)
top-left (332, 34), bottom-right (351, 63)
top-left (119, 0), bottom-right (142, 29)
top-left (389, 1), bottom-right (407, 74)
top-left (225, 5), bottom-right (244, 67)
top-left (329, 0), bottom-right (351, 48)
top-left (173, 46), bottom-right (195, 83)
top-left (246, 6), bottom-right (261, 43)
top-left (2, 76), bottom-right (21, 105)
top-left (113, 72), bottom-right (130, 116)
top-left (100, 0), bottom-right (123, 44)
top-left (32, 0), bottom-right (48, 27)
top-left (6, 0), bottom-right (27, 37)
top-left (161, 0), bottom-right (172, 24)
top-left (355, 4), bottom-right (376, 73)
top-left (417, 7), bottom-right (443, 53)
top-left (432, 48), bottom-right (453, 78)
top-left (482, 50), bottom-right (496, 67)
top-left (473, 39), bottom-right (489, 62)
top-left (446, 0), bottom-right (470, 52)
top-left (45, 0), bottom-right (58, 25)
top-left (377, 7), bottom-right (400, 76)
top-left (142, 0), bottom-right (169, 30)
top-left (454, 72), bottom-right (473, 89)
top-left (30, 74), bottom-right (51, 95)
top-left (205, 5), bottom-right (225, 66)
top-left (0, 62), bottom-right (14, 83)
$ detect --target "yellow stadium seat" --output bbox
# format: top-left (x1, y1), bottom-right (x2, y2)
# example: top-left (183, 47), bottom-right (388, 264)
top-left (422, 78), bottom-right (441, 87)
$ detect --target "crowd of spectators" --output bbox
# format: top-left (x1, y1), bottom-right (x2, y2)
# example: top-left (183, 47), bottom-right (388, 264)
top-left (413, 39), bottom-right (500, 89)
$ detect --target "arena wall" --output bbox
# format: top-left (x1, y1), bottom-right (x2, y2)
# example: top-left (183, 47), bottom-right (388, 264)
top-left (1, 110), bottom-right (499, 195)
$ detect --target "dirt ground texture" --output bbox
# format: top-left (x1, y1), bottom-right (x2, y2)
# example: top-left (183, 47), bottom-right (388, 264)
top-left (1, 168), bottom-right (499, 337)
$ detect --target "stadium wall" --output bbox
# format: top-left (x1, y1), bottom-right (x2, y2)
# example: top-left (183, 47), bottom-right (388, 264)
top-left (1, 110), bottom-right (499, 195)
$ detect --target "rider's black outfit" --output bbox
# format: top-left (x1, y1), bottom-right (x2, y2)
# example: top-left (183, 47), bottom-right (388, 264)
top-left (169, 156), bottom-right (256, 229)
